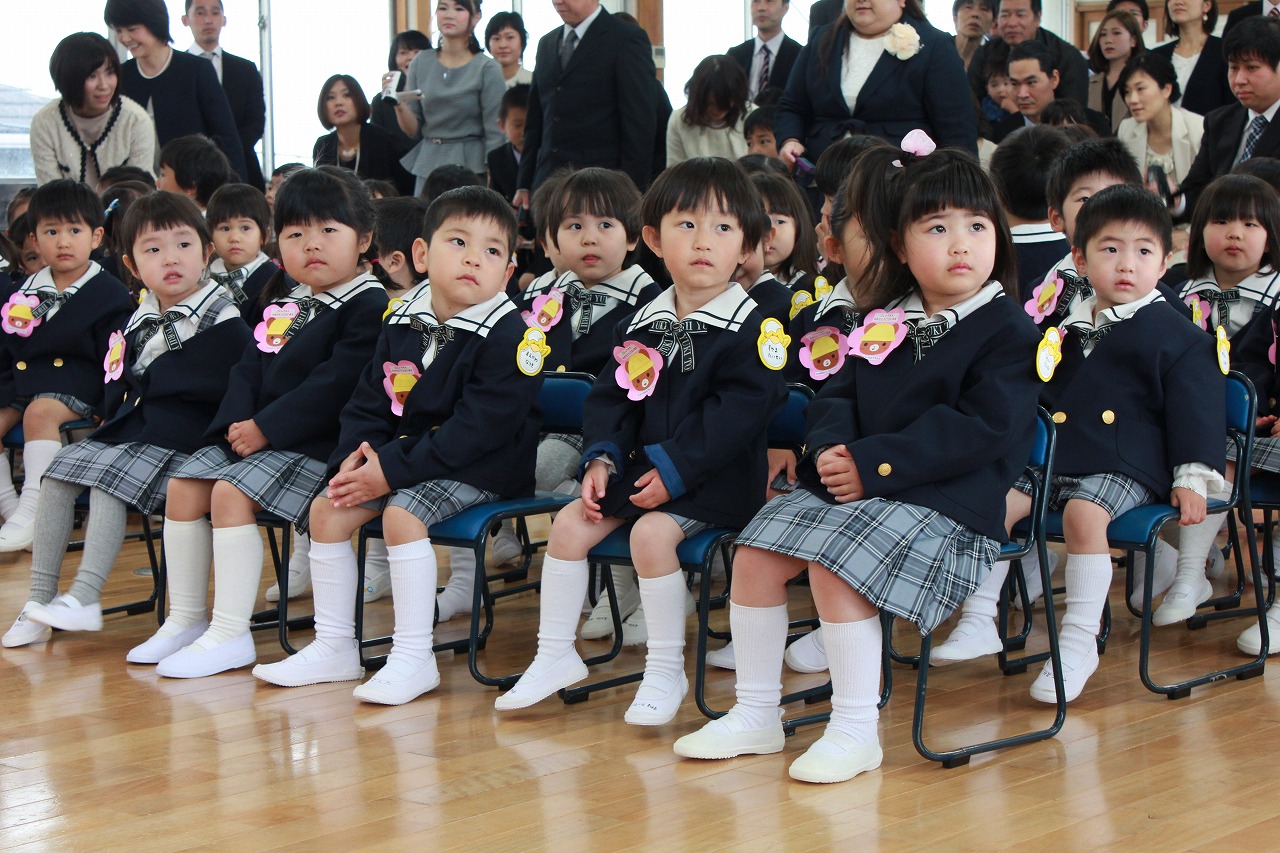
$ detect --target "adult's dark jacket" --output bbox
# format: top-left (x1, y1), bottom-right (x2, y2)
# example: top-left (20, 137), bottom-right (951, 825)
top-left (1179, 100), bottom-right (1280, 215)
top-left (313, 122), bottom-right (414, 196)
top-left (1151, 37), bottom-right (1234, 117)
top-left (987, 105), bottom-right (1111, 142)
top-left (967, 28), bottom-right (1090, 109)
top-left (219, 50), bottom-right (266, 190)
top-left (728, 35), bottom-right (803, 93)
top-left (1224, 1), bottom-right (1265, 35)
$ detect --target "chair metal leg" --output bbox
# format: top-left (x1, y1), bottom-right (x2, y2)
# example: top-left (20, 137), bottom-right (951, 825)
top-left (102, 512), bottom-right (164, 618)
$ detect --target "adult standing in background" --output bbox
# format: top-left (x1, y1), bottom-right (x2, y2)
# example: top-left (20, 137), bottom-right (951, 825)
top-left (1223, 0), bottom-right (1274, 36)
top-left (967, 0), bottom-right (1088, 109)
top-left (774, 0), bottom-right (979, 166)
top-left (393, 0), bottom-right (506, 195)
top-left (728, 0), bottom-right (802, 103)
top-left (613, 11), bottom-right (673, 185)
top-left (487, 12), bottom-right (534, 88)
top-left (1086, 9), bottom-right (1145, 132)
top-left (954, 0), bottom-right (996, 71)
top-left (29, 32), bottom-right (156, 186)
top-left (1151, 0), bottom-right (1234, 116)
top-left (513, 0), bottom-right (657, 207)
top-left (182, 0), bottom-right (265, 190)
top-left (370, 30), bottom-right (432, 160)
top-left (667, 56), bottom-right (752, 164)
top-left (104, 0), bottom-right (247, 180)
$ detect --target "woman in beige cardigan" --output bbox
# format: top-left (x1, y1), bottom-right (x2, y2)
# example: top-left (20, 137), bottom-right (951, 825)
top-left (1086, 10), bottom-right (1146, 134)
top-left (666, 55), bottom-right (751, 165)
top-left (1117, 53), bottom-right (1204, 190)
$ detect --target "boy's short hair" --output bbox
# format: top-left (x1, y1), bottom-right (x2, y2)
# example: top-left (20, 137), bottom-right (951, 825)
top-left (271, 162), bottom-right (307, 181)
top-left (500, 84), bottom-right (529, 122)
top-left (160, 135), bottom-right (234, 206)
top-left (1045, 137), bottom-right (1142, 214)
top-left (26, 179), bottom-right (106, 230)
top-left (118, 191), bottom-right (212, 260)
top-left (1224, 15), bottom-right (1280, 68)
top-left (814, 135), bottom-right (889, 199)
top-left (1040, 99), bottom-right (1089, 127)
top-left (548, 167), bottom-right (642, 250)
top-left (531, 170), bottom-right (570, 242)
top-left (743, 105), bottom-right (775, 138)
top-left (1187, 174), bottom-right (1280, 278)
top-left (374, 196), bottom-right (430, 285)
top-left (206, 183), bottom-right (270, 236)
top-left (363, 178), bottom-right (399, 199)
top-left (738, 153), bottom-right (790, 177)
top-left (99, 165), bottom-right (156, 190)
top-left (640, 157), bottom-right (768, 252)
top-left (50, 33), bottom-right (121, 112)
top-left (991, 125), bottom-right (1069, 220)
top-left (423, 164), bottom-right (481, 204)
top-left (103, 0), bottom-right (173, 43)
top-left (1074, 184), bottom-right (1173, 256)
top-left (420, 186), bottom-right (518, 256)
top-left (1233, 156), bottom-right (1280, 193)
top-left (1008, 41), bottom-right (1058, 76)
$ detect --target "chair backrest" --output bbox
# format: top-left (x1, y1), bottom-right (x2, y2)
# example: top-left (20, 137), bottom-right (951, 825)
top-left (768, 383), bottom-right (815, 450)
top-left (1029, 407), bottom-right (1053, 471)
top-left (1226, 370), bottom-right (1255, 437)
top-left (539, 371), bottom-right (596, 435)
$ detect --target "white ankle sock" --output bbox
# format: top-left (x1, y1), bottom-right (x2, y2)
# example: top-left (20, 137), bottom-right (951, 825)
top-left (7, 440), bottom-right (60, 530)
top-left (387, 539), bottom-right (436, 665)
top-left (1171, 489), bottom-right (1231, 590)
top-left (0, 452), bottom-right (19, 519)
top-left (1061, 553), bottom-right (1113, 664)
top-left (637, 572), bottom-right (688, 689)
top-left (309, 539), bottom-right (359, 651)
top-left (729, 601), bottom-right (788, 729)
top-left (960, 559), bottom-right (1010, 621)
top-left (161, 517), bottom-right (213, 635)
top-left (197, 525), bottom-right (264, 647)
top-left (533, 556), bottom-right (589, 663)
top-left (822, 617), bottom-right (882, 745)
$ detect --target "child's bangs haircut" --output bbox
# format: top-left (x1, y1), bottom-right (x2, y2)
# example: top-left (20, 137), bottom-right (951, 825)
top-left (421, 185), bottom-right (519, 256)
top-left (641, 157), bottom-right (768, 251)
top-left (206, 184), bottom-right (271, 236)
top-left (1045, 137), bottom-right (1142, 215)
top-left (25, 179), bottom-right (106, 230)
top-left (814, 135), bottom-right (891, 199)
top-left (373, 196), bottom-right (430, 289)
top-left (531, 170), bottom-right (571, 242)
top-left (1187, 174), bottom-right (1280, 278)
top-left (1074, 183), bottom-right (1173, 256)
top-left (750, 173), bottom-right (817, 276)
top-left (118, 191), bottom-right (211, 259)
top-left (548, 167), bottom-right (642, 250)
top-left (273, 166), bottom-right (375, 238)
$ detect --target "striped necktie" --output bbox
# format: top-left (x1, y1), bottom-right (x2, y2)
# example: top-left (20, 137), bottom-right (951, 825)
top-left (757, 44), bottom-right (772, 96)
top-left (1239, 115), bottom-right (1269, 164)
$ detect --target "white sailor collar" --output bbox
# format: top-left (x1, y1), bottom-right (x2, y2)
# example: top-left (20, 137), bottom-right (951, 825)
top-left (209, 252), bottom-right (271, 280)
top-left (387, 285), bottom-right (515, 338)
top-left (890, 281), bottom-right (1005, 327)
top-left (531, 266), bottom-right (654, 305)
top-left (815, 276), bottom-right (856, 317)
top-left (1062, 287), bottom-right (1164, 331)
top-left (285, 274), bottom-right (383, 308)
top-left (126, 281), bottom-right (225, 333)
top-left (628, 283), bottom-right (757, 333)
top-left (22, 261), bottom-right (101, 298)
top-left (1181, 267), bottom-right (1280, 304)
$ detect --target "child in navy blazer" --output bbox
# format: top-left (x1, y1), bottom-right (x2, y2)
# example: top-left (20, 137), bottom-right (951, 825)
top-left (497, 157), bottom-right (787, 725)
top-left (674, 144), bottom-right (1040, 784)
top-left (127, 168), bottom-right (387, 678)
top-left (2, 192), bottom-right (251, 648)
top-left (253, 187), bottom-right (543, 706)
top-left (934, 185), bottom-right (1226, 705)
top-left (205, 183), bottom-right (278, 324)
top-left (0, 180), bottom-right (135, 552)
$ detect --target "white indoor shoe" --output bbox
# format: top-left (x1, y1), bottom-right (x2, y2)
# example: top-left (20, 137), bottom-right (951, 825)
top-left (494, 651), bottom-right (588, 711)
top-left (352, 653), bottom-right (441, 705)
top-left (156, 632), bottom-right (257, 678)
top-left (624, 672), bottom-right (689, 726)
top-left (252, 641), bottom-right (364, 687)
top-left (2, 603), bottom-right (51, 648)
top-left (673, 707), bottom-right (785, 759)
top-left (26, 594), bottom-right (102, 632)
top-left (126, 621), bottom-right (210, 664)
top-left (787, 731), bottom-right (883, 784)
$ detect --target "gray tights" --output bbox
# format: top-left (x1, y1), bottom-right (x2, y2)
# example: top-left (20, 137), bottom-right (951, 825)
top-left (28, 479), bottom-right (128, 606)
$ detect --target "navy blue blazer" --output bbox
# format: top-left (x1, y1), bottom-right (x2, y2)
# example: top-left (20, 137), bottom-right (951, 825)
top-left (799, 295), bottom-right (1041, 542)
top-left (93, 317), bottom-right (252, 453)
top-left (747, 277), bottom-right (795, 327)
top-left (1234, 301), bottom-right (1280, 418)
top-left (774, 15), bottom-right (977, 162)
top-left (227, 261), bottom-right (277, 325)
top-left (1180, 101), bottom-right (1280, 215)
top-left (784, 287), bottom-right (860, 391)
top-left (0, 270), bottom-right (135, 411)
top-left (1151, 38), bottom-right (1233, 118)
top-left (220, 51), bottom-right (266, 190)
top-left (1043, 300), bottom-right (1225, 497)
top-left (208, 285), bottom-right (385, 461)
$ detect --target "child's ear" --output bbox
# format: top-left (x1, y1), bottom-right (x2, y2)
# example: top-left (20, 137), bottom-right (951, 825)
top-left (1047, 207), bottom-right (1066, 235)
top-left (1070, 244), bottom-right (1088, 277)
top-left (1159, 250), bottom-right (1171, 279)
top-left (823, 233), bottom-right (844, 265)
top-left (357, 231), bottom-right (374, 255)
top-left (90, 227), bottom-right (105, 251)
top-left (383, 250), bottom-right (406, 275)
top-left (641, 224), bottom-right (663, 258)
top-left (891, 230), bottom-right (906, 264)
top-left (411, 237), bottom-right (429, 275)
top-left (502, 259), bottom-right (516, 288)
top-left (202, 243), bottom-right (215, 267)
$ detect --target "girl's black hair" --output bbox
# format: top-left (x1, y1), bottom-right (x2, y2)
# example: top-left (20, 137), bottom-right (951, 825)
top-left (206, 184), bottom-right (271, 238)
top-left (640, 157), bottom-right (768, 253)
top-left (438, 0), bottom-right (485, 55)
top-left (99, 180), bottom-right (152, 262)
top-left (750, 173), bottom-right (817, 279)
top-left (682, 55), bottom-right (750, 131)
top-left (1187, 174), bottom-right (1280, 279)
top-left (855, 147), bottom-right (1017, 309)
top-left (117, 191), bottom-right (211, 267)
top-left (387, 30), bottom-right (431, 72)
top-left (49, 33), bottom-right (121, 111)
top-left (548, 168), bottom-right (642, 251)
top-left (485, 11), bottom-right (529, 53)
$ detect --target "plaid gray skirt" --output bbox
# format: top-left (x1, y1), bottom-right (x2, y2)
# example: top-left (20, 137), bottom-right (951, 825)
top-left (736, 489), bottom-right (998, 635)
top-left (9, 393), bottom-right (94, 418)
top-left (1016, 471), bottom-right (1155, 519)
top-left (43, 439), bottom-right (187, 514)
top-left (172, 444), bottom-right (328, 532)
top-left (1239, 435), bottom-right (1280, 473)
top-left (366, 478), bottom-right (497, 527)
top-left (546, 432), bottom-right (584, 453)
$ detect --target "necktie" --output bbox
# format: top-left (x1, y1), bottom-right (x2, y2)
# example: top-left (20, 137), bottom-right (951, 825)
top-left (1240, 115), bottom-right (1269, 163)
top-left (410, 316), bottom-right (454, 359)
top-left (1270, 6), bottom-right (1278, 16)
top-left (757, 44), bottom-right (772, 97)
top-left (137, 310), bottom-right (187, 351)
top-left (211, 269), bottom-right (247, 304)
top-left (837, 305), bottom-right (859, 336)
top-left (1067, 322), bottom-right (1113, 351)
top-left (649, 318), bottom-right (708, 372)
top-left (560, 29), bottom-right (578, 69)
top-left (1054, 270), bottom-right (1093, 319)
top-left (284, 297), bottom-right (322, 338)
top-left (907, 318), bottom-right (949, 361)
top-left (31, 290), bottom-right (70, 321)
top-left (561, 281), bottom-right (609, 334)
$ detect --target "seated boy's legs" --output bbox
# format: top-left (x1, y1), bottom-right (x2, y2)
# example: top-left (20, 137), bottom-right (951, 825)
top-left (2, 474), bottom-right (85, 646)
top-left (252, 496), bottom-right (378, 687)
top-left (1157, 463), bottom-right (1233, 625)
top-left (494, 500), bottom-right (625, 710)
top-left (1, 397), bottom-right (80, 546)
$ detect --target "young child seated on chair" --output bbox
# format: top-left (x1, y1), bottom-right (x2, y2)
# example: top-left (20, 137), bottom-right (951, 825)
top-left (205, 183), bottom-right (278, 324)
top-left (252, 186), bottom-right (543, 706)
top-left (495, 156), bottom-right (787, 725)
top-left (932, 184), bottom-right (1227, 704)
top-left (1, 192), bottom-right (251, 647)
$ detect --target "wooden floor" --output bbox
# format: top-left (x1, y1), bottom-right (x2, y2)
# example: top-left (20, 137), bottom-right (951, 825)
top-left (1, 520), bottom-right (1278, 852)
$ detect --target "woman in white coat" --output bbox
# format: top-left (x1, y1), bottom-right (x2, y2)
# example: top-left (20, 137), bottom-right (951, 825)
top-left (1117, 53), bottom-right (1204, 193)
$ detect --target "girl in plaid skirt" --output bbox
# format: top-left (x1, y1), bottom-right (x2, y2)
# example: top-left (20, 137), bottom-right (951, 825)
top-left (129, 168), bottom-right (386, 678)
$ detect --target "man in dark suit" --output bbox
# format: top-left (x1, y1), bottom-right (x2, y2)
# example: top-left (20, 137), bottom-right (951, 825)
top-left (728, 0), bottom-right (802, 102)
top-left (1178, 17), bottom-right (1280, 214)
top-left (968, 0), bottom-right (1088, 108)
top-left (513, 0), bottom-right (657, 208)
top-left (990, 42), bottom-right (1110, 142)
top-left (183, 0), bottom-right (266, 190)
top-left (1224, 0), bottom-right (1276, 36)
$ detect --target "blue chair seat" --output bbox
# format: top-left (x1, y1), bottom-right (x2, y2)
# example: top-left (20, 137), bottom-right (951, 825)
top-left (361, 490), bottom-right (576, 544)
top-left (588, 525), bottom-right (737, 566)
top-left (1044, 499), bottom-right (1233, 547)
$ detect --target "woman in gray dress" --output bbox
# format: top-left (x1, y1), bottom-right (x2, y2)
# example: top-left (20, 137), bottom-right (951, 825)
top-left (393, 0), bottom-right (506, 195)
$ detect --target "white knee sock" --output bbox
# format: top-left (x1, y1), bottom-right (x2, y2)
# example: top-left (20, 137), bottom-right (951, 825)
top-left (0, 452), bottom-right (19, 519)
top-left (7, 440), bottom-right (60, 530)
top-left (957, 559), bottom-right (1010, 622)
top-left (729, 601), bottom-right (788, 729)
top-left (162, 518), bottom-right (213, 635)
top-left (1061, 553), bottom-right (1113, 664)
top-left (822, 616), bottom-right (883, 745)
top-left (437, 546), bottom-right (476, 621)
top-left (533, 556), bottom-right (588, 662)
top-left (1170, 489), bottom-right (1232, 591)
top-left (197, 525), bottom-right (264, 647)
top-left (387, 539), bottom-right (436, 665)
top-left (638, 572), bottom-right (688, 688)
top-left (309, 539), bottom-right (359, 651)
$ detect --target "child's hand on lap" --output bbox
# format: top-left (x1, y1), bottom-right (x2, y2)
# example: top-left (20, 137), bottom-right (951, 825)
top-left (818, 444), bottom-right (864, 503)
top-left (767, 448), bottom-right (798, 499)
top-left (227, 419), bottom-right (269, 457)
top-left (630, 468), bottom-right (670, 509)
top-left (327, 442), bottom-right (390, 507)
top-left (581, 459), bottom-right (610, 522)
top-left (1171, 486), bottom-right (1207, 525)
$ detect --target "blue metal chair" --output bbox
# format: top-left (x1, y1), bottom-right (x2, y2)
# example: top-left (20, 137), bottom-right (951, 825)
top-left (354, 372), bottom-right (595, 686)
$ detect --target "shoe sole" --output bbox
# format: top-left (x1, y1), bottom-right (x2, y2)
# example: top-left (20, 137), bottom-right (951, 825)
top-left (157, 653), bottom-right (257, 679)
top-left (353, 675), bottom-right (441, 705)
top-left (788, 750), bottom-right (883, 783)
top-left (674, 731), bottom-right (785, 759)
top-left (494, 661), bottom-right (589, 710)
top-left (252, 664), bottom-right (365, 687)
top-left (26, 614), bottom-right (102, 632)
